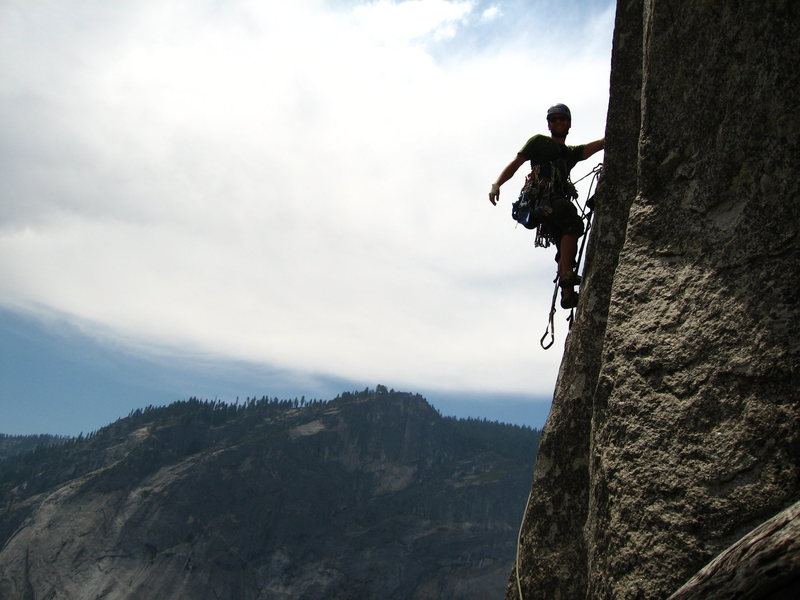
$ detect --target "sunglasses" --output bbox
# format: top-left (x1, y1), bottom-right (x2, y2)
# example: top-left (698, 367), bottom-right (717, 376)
top-left (548, 115), bottom-right (570, 123)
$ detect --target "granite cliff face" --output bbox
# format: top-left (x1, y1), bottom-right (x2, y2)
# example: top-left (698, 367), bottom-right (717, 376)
top-left (509, 1), bottom-right (800, 599)
top-left (0, 391), bottom-right (538, 600)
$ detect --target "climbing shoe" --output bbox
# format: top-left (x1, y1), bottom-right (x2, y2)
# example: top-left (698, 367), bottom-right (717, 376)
top-left (560, 288), bottom-right (579, 309)
top-left (559, 271), bottom-right (582, 288)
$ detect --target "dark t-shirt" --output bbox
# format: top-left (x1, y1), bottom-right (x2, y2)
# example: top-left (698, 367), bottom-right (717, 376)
top-left (518, 134), bottom-right (585, 171)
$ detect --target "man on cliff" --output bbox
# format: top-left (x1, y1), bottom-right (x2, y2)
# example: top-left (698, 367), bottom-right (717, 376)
top-left (489, 103), bottom-right (604, 308)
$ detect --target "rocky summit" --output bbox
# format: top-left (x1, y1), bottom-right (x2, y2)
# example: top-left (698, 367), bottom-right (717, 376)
top-left (508, 1), bottom-right (800, 599)
top-left (0, 389), bottom-right (539, 599)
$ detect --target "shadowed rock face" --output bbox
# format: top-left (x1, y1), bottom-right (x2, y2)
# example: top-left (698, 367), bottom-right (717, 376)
top-left (0, 392), bottom-right (538, 600)
top-left (508, 1), bottom-right (800, 599)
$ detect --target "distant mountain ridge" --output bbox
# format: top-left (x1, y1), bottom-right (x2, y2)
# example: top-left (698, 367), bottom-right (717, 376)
top-left (0, 388), bottom-right (540, 599)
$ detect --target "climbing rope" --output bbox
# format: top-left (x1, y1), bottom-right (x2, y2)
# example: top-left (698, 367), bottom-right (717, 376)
top-left (572, 162), bottom-right (604, 189)
top-left (539, 273), bottom-right (560, 350)
top-left (514, 484), bottom-right (535, 599)
top-left (539, 163), bottom-right (602, 350)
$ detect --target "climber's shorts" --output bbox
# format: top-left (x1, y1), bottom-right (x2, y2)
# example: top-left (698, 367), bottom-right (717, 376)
top-left (543, 197), bottom-right (584, 262)
top-left (546, 196), bottom-right (584, 240)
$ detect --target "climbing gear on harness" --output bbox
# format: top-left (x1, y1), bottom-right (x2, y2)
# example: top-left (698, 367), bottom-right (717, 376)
top-left (539, 163), bottom-right (603, 350)
top-left (511, 160), bottom-right (578, 248)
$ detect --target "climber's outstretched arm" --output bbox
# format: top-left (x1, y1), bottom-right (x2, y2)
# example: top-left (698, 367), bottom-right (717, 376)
top-left (489, 154), bottom-right (528, 205)
top-left (582, 138), bottom-right (605, 160)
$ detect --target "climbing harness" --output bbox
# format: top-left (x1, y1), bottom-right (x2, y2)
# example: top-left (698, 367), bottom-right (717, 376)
top-left (539, 162), bottom-right (602, 349)
top-left (512, 160), bottom-right (579, 250)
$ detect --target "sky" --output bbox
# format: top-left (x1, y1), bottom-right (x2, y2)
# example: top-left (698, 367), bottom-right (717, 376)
top-left (0, 0), bottom-right (615, 436)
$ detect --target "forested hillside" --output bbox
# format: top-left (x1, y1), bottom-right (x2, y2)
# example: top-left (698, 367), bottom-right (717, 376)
top-left (0, 388), bottom-right (540, 600)
top-left (0, 433), bottom-right (67, 462)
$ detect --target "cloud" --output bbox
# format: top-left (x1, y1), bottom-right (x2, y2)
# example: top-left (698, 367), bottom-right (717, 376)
top-left (0, 0), bottom-right (615, 396)
top-left (480, 6), bottom-right (501, 22)
top-left (351, 0), bottom-right (474, 42)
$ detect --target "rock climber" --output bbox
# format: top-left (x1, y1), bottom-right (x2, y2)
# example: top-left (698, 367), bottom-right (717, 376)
top-left (489, 103), bottom-right (604, 309)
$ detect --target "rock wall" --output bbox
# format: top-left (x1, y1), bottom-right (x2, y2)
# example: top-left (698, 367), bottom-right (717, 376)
top-left (508, 1), bottom-right (800, 598)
